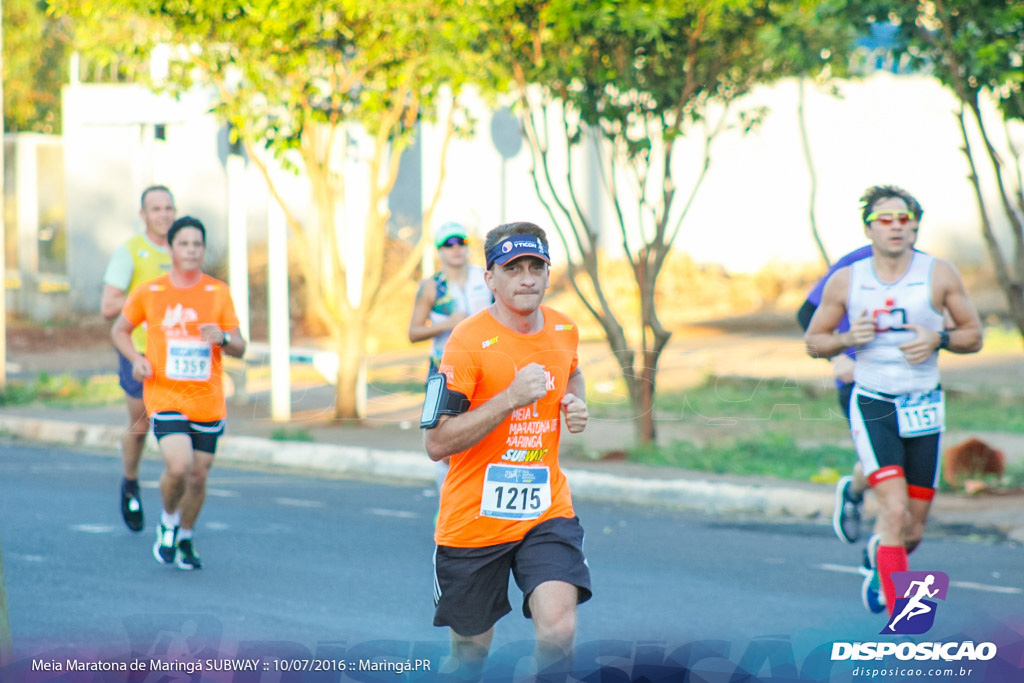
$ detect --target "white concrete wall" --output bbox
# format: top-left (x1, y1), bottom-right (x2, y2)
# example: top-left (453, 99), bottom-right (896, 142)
top-left (61, 83), bottom-right (275, 311)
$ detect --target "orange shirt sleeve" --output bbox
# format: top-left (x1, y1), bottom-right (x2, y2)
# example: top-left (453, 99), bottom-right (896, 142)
top-left (121, 286), bottom-right (148, 328)
top-left (441, 331), bottom-right (482, 403)
top-left (214, 285), bottom-right (240, 332)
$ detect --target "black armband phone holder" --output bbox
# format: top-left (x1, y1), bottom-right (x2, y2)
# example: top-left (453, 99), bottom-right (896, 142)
top-left (420, 372), bottom-right (470, 429)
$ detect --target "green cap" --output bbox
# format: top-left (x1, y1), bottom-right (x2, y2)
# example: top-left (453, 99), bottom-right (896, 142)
top-left (435, 222), bottom-right (468, 248)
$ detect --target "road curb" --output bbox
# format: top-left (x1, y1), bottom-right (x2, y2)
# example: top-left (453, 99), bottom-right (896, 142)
top-left (559, 469), bottom-right (833, 517)
top-left (3, 415), bottom-right (1021, 539)
top-left (0, 415), bottom-right (127, 451)
top-left (218, 435), bottom-right (436, 483)
top-left (0, 415), bottom-right (830, 518)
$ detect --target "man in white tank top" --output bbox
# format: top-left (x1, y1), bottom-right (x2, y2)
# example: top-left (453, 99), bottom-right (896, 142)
top-left (797, 188), bottom-right (924, 548)
top-left (804, 185), bottom-right (982, 619)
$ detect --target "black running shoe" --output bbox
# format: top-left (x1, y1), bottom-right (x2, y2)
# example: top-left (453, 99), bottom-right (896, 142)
top-left (153, 523), bottom-right (178, 565)
top-left (121, 478), bottom-right (144, 532)
top-left (175, 539), bottom-right (203, 571)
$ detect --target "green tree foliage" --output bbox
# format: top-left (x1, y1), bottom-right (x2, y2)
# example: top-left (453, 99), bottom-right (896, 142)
top-left (759, 0), bottom-right (860, 266)
top-left (52, 0), bottom-right (486, 419)
top-left (482, 0), bottom-right (833, 443)
top-left (846, 0), bottom-right (1024, 342)
top-left (2, 0), bottom-right (69, 133)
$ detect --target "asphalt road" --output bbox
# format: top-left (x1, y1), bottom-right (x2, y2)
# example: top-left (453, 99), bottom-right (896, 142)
top-left (1, 443), bottom-right (1021, 681)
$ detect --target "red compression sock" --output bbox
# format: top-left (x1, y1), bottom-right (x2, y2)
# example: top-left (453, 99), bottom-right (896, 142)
top-left (876, 544), bottom-right (909, 616)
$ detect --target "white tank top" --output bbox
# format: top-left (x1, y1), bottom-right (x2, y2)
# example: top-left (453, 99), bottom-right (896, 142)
top-left (848, 252), bottom-right (944, 395)
top-left (429, 265), bottom-right (492, 369)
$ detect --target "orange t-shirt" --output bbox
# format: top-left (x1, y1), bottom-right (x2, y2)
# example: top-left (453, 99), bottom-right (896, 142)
top-left (434, 305), bottom-right (580, 548)
top-left (122, 273), bottom-right (239, 422)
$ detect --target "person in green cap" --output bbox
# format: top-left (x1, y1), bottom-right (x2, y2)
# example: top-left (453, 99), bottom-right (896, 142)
top-left (408, 222), bottom-right (493, 496)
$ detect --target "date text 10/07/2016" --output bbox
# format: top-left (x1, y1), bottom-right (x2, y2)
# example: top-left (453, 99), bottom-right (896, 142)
top-left (271, 658), bottom-right (433, 674)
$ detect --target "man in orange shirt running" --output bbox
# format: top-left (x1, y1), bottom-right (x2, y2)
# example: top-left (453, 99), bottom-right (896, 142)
top-left (423, 221), bottom-right (590, 678)
top-left (111, 216), bottom-right (246, 571)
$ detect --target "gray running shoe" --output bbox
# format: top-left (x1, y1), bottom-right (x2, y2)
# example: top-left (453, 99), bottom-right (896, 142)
top-left (862, 533), bottom-right (880, 571)
top-left (153, 523), bottom-right (178, 565)
top-left (832, 475), bottom-right (863, 544)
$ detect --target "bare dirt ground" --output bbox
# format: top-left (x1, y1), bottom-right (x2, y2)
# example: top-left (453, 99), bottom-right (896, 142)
top-left (4, 317), bottom-right (115, 376)
top-left (6, 308), bottom-right (1017, 385)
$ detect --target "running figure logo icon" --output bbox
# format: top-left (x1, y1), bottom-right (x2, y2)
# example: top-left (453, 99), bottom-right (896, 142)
top-left (883, 571), bottom-right (950, 635)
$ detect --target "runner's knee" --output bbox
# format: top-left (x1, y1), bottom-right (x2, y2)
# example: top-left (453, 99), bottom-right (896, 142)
top-left (187, 464), bottom-right (211, 489)
top-left (163, 459), bottom-right (189, 480)
top-left (447, 629), bottom-right (492, 677)
top-left (877, 499), bottom-right (909, 538)
top-left (126, 419), bottom-right (149, 436)
top-left (904, 520), bottom-right (926, 552)
top-left (529, 584), bottom-right (578, 651)
top-left (534, 608), bottom-right (576, 651)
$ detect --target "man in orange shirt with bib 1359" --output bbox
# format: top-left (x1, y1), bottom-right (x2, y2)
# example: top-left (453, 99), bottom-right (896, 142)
top-left (422, 221), bottom-right (591, 679)
top-left (112, 216), bottom-right (246, 571)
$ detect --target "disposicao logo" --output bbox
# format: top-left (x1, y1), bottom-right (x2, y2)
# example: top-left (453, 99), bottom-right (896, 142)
top-left (883, 571), bottom-right (948, 635)
top-left (831, 570), bottom-right (998, 663)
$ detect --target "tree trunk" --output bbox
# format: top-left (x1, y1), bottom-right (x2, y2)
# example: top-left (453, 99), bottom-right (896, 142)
top-left (333, 319), bottom-right (367, 420)
top-left (956, 104), bottom-right (1024, 345)
top-left (635, 356), bottom-right (657, 445)
top-left (1003, 286), bottom-right (1024, 346)
top-left (798, 77), bottom-right (830, 267)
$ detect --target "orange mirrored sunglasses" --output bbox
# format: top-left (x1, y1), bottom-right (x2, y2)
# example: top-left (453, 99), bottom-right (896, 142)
top-left (866, 211), bottom-right (914, 226)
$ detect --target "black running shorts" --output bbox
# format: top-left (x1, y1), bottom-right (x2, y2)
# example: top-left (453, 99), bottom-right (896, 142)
top-left (837, 382), bottom-right (853, 424)
top-left (151, 411), bottom-right (225, 454)
top-left (849, 387), bottom-right (941, 497)
top-left (432, 516), bottom-right (592, 637)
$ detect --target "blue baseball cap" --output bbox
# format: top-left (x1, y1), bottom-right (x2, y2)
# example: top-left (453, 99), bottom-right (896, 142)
top-left (485, 234), bottom-right (551, 269)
